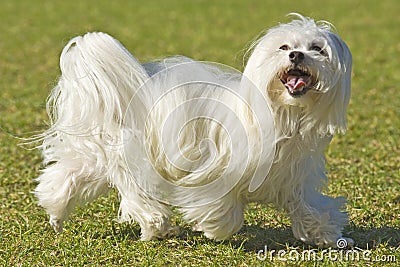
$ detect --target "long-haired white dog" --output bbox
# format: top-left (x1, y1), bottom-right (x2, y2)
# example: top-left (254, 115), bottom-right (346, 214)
top-left (35, 14), bottom-right (353, 247)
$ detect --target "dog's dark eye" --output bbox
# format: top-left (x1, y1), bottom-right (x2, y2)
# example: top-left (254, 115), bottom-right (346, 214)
top-left (310, 45), bottom-right (322, 52)
top-left (310, 45), bottom-right (327, 56)
top-left (279, 45), bottom-right (290, 51)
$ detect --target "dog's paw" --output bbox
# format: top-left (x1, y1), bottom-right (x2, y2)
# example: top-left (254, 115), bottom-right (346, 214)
top-left (192, 224), bottom-right (203, 232)
top-left (313, 236), bottom-right (354, 248)
top-left (318, 236), bottom-right (354, 248)
top-left (140, 214), bottom-right (177, 241)
top-left (49, 216), bottom-right (63, 233)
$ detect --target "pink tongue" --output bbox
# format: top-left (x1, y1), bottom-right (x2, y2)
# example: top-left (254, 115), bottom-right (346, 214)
top-left (285, 75), bottom-right (307, 92)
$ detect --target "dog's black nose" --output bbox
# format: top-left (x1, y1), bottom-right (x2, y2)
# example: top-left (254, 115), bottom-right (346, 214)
top-left (289, 51), bottom-right (304, 64)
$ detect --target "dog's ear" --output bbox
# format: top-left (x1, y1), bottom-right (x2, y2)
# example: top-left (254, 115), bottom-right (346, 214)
top-left (310, 32), bottom-right (352, 136)
top-left (328, 32), bottom-right (352, 134)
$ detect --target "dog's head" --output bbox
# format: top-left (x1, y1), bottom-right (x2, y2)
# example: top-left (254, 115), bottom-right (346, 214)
top-left (244, 14), bottom-right (352, 135)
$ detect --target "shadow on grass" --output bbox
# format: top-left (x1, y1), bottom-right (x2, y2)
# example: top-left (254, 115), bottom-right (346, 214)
top-left (230, 225), bottom-right (400, 252)
top-left (105, 220), bottom-right (399, 251)
top-left (346, 225), bottom-right (400, 249)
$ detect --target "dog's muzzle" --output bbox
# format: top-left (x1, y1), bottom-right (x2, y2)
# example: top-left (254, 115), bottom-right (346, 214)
top-left (280, 51), bottom-right (316, 97)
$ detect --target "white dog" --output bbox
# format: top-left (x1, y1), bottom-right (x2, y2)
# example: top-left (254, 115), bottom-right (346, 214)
top-left (35, 14), bottom-right (353, 247)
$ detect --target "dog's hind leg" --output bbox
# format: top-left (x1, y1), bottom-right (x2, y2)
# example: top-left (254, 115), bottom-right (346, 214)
top-left (114, 181), bottom-right (175, 241)
top-left (35, 157), bottom-right (110, 232)
top-left (180, 193), bottom-right (244, 241)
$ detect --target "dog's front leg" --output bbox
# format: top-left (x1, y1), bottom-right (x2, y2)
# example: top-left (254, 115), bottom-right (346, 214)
top-left (285, 167), bottom-right (353, 248)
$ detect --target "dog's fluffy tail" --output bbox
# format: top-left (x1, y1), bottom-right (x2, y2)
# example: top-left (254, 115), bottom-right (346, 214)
top-left (45, 32), bottom-right (148, 139)
top-left (38, 32), bottom-right (150, 167)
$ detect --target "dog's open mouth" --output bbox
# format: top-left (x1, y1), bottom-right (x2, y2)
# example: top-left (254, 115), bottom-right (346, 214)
top-left (280, 69), bottom-right (314, 97)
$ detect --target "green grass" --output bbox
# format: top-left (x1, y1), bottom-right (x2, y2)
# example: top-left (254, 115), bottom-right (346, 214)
top-left (1, 0), bottom-right (399, 266)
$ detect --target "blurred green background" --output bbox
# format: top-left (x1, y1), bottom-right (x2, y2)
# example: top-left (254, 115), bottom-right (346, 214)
top-left (1, 0), bottom-right (399, 266)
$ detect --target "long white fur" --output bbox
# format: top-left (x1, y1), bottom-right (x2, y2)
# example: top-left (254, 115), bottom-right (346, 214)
top-left (35, 14), bottom-right (353, 247)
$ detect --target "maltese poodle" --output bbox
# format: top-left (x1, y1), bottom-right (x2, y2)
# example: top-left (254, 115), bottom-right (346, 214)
top-left (35, 14), bottom-right (353, 247)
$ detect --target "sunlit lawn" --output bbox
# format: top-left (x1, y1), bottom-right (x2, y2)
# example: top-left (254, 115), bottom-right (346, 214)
top-left (0, 0), bottom-right (399, 266)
